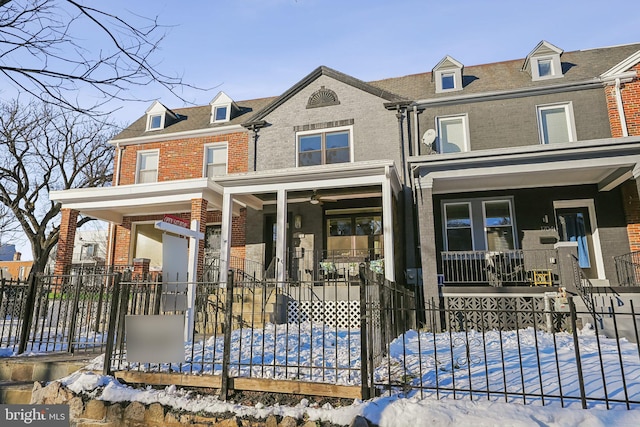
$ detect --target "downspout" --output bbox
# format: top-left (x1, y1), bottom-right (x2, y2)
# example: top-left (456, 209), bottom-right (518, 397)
top-left (107, 142), bottom-right (124, 267)
top-left (413, 105), bottom-right (421, 157)
top-left (615, 78), bottom-right (629, 137)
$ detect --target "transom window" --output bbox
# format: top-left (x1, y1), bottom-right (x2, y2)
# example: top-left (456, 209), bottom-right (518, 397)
top-left (436, 115), bottom-right (469, 153)
top-left (537, 103), bottom-right (576, 144)
top-left (204, 144), bottom-right (228, 177)
top-left (443, 199), bottom-right (516, 251)
top-left (136, 151), bottom-right (158, 183)
top-left (298, 129), bottom-right (351, 166)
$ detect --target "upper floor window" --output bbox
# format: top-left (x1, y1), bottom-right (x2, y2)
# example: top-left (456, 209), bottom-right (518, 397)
top-left (436, 114), bottom-right (469, 153)
top-left (136, 150), bottom-right (158, 183)
top-left (433, 55), bottom-right (464, 93)
top-left (214, 106), bottom-right (228, 122)
top-left (297, 128), bottom-right (351, 167)
top-left (524, 41), bottom-right (564, 81)
top-left (204, 144), bottom-right (228, 177)
top-left (81, 243), bottom-right (98, 260)
top-left (148, 114), bottom-right (163, 130)
top-left (537, 103), bottom-right (576, 144)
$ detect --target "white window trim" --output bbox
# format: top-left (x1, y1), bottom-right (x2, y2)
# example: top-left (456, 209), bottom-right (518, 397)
top-left (295, 125), bottom-right (354, 167)
top-left (553, 199), bottom-right (605, 279)
top-left (443, 202), bottom-right (474, 251)
top-left (435, 69), bottom-right (462, 93)
top-left (436, 114), bottom-right (470, 153)
top-left (146, 113), bottom-right (165, 131)
top-left (536, 102), bottom-right (577, 145)
top-left (135, 149), bottom-right (159, 184)
top-left (481, 199), bottom-right (516, 251)
top-left (531, 55), bottom-right (563, 81)
top-left (211, 104), bottom-right (231, 123)
top-left (203, 142), bottom-right (229, 177)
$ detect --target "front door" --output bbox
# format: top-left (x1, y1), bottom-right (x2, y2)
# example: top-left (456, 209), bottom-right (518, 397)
top-left (555, 207), bottom-right (597, 279)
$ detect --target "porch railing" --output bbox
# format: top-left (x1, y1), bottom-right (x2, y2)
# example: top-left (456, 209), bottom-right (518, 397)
top-left (614, 251), bottom-right (640, 287)
top-left (440, 249), bottom-right (559, 287)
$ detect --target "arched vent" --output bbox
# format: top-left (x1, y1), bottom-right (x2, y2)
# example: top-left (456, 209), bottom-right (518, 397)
top-left (307, 86), bottom-right (340, 109)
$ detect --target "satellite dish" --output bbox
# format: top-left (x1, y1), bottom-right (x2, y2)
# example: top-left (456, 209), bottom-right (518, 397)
top-left (422, 129), bottom-right (436, 145)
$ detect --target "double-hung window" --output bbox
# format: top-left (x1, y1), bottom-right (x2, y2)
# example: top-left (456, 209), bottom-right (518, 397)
top-left (444, 203), bottom-right (473, 250)
top-left (204, 144), bottom-right (228, 177)
top-left (436, 114), bottom-right (469, 153)
top-left (537, 103), bottom-right (576, 144)
top-left (483, 200), bottom-right (515, 251)
top-left (136, 150), bottom-right (158, 183)
top-left (298, 128), bottom-right (351, 167)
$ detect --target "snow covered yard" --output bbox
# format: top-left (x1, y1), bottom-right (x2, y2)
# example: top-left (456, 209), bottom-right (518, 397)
top-left (51, 321), bottom-right (637, 425)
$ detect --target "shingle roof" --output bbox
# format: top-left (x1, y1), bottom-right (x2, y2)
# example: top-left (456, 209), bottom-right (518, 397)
top-left (112, 96), bottom-right (277, 140)
top-left (114, 42), bottom-right (640, 139)
top-left (368, 43), bottom-right (640, 101)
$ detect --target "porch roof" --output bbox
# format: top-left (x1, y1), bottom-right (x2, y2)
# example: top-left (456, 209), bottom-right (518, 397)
top-left (49, 178), bottom-right (255, 224)
top-left (410, 136), bottom-right (640, 194)
top-left (214, 160), bottom-right (402, 201)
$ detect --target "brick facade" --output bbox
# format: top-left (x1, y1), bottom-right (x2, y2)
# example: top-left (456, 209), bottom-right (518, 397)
top-left (117, 132), bottom-right (248, 185)
top-left (54, 209), bottom-right (79, 275)
top-left (607, 64), bottom-right (640, 250)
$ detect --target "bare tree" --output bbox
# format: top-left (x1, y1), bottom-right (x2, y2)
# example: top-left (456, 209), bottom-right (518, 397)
top-left (0, 100), bottom-right (114, 278)
top-left (0, 0), bottom-right (197, 114)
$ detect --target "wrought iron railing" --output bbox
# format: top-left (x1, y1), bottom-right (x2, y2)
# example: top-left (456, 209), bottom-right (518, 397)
top-left (614, 251), bottom-right (640, 287)
top-left (440, 249), bottom-right (559, 286)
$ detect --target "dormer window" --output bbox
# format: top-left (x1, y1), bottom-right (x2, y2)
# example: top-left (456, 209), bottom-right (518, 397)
top-left (524, 41), bottom-right (564, 81)
top-left (144, 100), bottom-right (180, 131)
top-left (148, 114), bottom-right (163, 130)
top-left (433, 56), bottom-right (464, 94)
top-left (210, 91), bottom-right (237, 124)
top-left (214, 106), bottom-right (228, 122)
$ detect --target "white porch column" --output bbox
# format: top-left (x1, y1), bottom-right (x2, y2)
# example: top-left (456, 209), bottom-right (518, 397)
top-left (185, 219), bottom-right (200, 341)
top-left (219, 191), bottom-right (233, 287)
top-left (276, 188), bottom-right (287, 283)
top-left (382, 178), bottom-right (395, 282)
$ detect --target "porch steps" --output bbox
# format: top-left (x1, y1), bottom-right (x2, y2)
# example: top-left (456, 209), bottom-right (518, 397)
top-left (0, 353), bottom-right (94, 404)
top-left (196, 286), bottom-right (280, 333)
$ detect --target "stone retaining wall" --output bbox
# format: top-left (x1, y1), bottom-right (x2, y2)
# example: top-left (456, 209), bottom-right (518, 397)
top-left (30, 381), bottom-right (348, 427)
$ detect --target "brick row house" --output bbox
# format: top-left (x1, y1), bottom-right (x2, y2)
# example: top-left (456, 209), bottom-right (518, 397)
top-left (51, 41), bottom-right (640, 305)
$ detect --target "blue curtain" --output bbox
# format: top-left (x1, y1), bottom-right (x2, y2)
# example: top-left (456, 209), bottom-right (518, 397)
top-left (565, 213), bottom-right (590, 268)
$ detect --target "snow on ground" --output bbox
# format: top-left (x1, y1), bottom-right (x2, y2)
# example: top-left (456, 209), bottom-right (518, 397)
top-left (60, 370), bottom-right (640, 427)
top-left (59, 323), bottom-right (640, 426)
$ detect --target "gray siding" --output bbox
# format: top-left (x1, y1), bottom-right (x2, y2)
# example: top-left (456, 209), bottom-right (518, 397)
top-left (254, 75), bottom-right (401, 171)
top-left (418, 87), bottom-right (611, 153)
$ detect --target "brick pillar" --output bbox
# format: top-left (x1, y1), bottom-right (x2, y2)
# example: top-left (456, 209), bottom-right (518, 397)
top-left (132, 258), bottom-right (150, 280)
top-left (230, 208), bottom-right (247, 260)
top-left (416, 181), bottom-right (441, 330)
top-left (191, 198), bottom-right (208, 280)
top-left (54, 209), bottom-right (78, 275)
top-left (622, 180), bottom-right (640, 252)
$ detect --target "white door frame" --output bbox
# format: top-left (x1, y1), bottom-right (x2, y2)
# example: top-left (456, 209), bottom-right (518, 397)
top-left (553, 199), bottom-right (605, 279)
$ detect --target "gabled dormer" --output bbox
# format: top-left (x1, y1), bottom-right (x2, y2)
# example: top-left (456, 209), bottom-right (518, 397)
top-left (210, 91), bottom-right (239, 124)
top-left (145, 100), bottom-right (180, 131)
top-left (432, 56), bottom-right (464, 93)
top-left (523, 41), bottom-right (564, 81)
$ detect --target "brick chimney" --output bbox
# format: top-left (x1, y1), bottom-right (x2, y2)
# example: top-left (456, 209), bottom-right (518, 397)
top-left (13, 252), bottom-right (21, 261)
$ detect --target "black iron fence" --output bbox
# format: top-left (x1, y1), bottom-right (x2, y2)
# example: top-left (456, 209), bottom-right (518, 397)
top-left (363, 284), bottom-right (640, 410)
top-left (614, 250), bottom-right (640, 287)
top-left (3, 265), bottom-right (639, 410)
top-left (0, 273), bottom-right (119, 354)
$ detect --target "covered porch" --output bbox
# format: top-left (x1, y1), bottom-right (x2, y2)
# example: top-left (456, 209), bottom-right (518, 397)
top-left (411, 136), bottom-right (640, 302)
top-left (215, 160), bottom-right (402, 284)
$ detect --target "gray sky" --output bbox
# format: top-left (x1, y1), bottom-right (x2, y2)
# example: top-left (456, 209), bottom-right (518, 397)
top-left (4, 0), bottom-right (639, 260)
